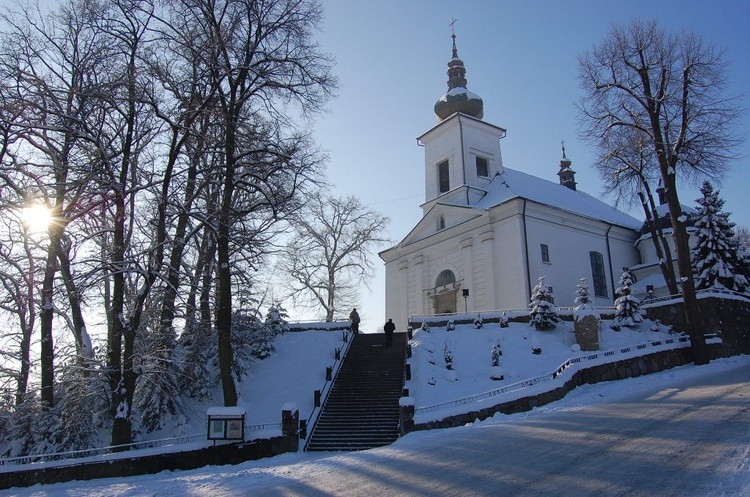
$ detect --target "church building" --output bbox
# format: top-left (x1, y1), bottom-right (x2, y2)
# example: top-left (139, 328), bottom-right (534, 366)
top-left (379, 34), bottom-right (651, 329)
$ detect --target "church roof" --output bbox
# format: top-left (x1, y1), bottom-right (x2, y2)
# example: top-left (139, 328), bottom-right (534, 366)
top-left (472, 167), bottom-right (643, 230)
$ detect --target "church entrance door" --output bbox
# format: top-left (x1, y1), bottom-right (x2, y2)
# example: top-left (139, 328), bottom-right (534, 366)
top-left (433, 290), bottom-right (457, 315)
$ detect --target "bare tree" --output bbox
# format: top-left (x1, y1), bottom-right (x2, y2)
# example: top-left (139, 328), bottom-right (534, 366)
top-left (595, 128), bottom-right (679, 295)
top-left (279, 193), bottom-right (390, 322)
top-left (578, 19), bottom-right (743, 365)
top-left (180, 0), bottom-right (335, 406)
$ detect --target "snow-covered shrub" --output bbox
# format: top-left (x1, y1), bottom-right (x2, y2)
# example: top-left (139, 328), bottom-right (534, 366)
top-left (691, 181), bottom-right (749, 293)
top-left (499, 312), bottom-right (509, 328)
top-left (474, 315), bottom-right (484, 329)
top-left (491, 341), bottom-right (503, 367)
top-left (447, 318), bottom-right (455, 331)
top-left (612, 268), bottom-right (643, 329)
top-left (443, 343), bottom-right (454, 370)
top-left (490, 366), bottom-right (505, 381)
top-left (531, 334), bottom-right (542, 355)
top-left (421, 322), bottom-right (430, 332)
top-left (529, 276), bottom-right (560, 330)
top-left (650, 319), bottom-right (661, 332)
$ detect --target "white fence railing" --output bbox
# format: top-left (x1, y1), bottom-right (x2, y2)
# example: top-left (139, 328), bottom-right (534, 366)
top-left (0, 420), bottom-right (286, 469)
top-left (414, 336), bottom-right (691, 419)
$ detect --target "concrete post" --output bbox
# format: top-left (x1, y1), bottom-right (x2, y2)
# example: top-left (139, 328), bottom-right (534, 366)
top-left (282, 403), bottom-right (299, 452)
top-left (399, 397), bottom-right (415, 436)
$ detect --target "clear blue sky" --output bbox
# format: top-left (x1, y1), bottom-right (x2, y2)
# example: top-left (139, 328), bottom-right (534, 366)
top-left (308, 0), bottom-right (750, 329)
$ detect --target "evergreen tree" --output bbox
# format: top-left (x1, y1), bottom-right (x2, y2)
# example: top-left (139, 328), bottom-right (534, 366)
top-left (529, 276), bottom-right (560, 330)
top-left (691, 182), bottom-right (749, 293)
top-left (573, 278), bottom-right (600, 322)
top-left (612, 268), bottom-right (643, 329)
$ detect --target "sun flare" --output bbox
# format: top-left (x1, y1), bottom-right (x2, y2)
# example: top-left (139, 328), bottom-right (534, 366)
top-left (21, 204), bottom-right (52, 234)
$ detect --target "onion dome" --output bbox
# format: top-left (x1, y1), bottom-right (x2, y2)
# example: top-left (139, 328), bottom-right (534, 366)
top-left (434, 32), bottom-right (484, 122)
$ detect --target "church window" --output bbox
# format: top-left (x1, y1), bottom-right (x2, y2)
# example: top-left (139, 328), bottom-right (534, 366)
top-left (435, 270), bottom-right (456, 287)
top-left (541, 244), bottom-right (550, 263)
top-left (438, 160), bottom-right (450, 193)
top-left (590, 251), bottom-right (608, 297)
top-left (476, 156), bottom-right (489, 177)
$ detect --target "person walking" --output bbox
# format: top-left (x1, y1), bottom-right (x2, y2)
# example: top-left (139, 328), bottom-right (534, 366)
top-left (383, 318), bottom-right (395, 348)
top-left (349, 308), bottom-right (361, 334)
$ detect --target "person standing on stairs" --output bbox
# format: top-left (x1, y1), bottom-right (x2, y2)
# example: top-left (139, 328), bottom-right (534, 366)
top-left (383, 318), bottom-right (395, 348)
top-left (349, 308), bottom-right (361, 334)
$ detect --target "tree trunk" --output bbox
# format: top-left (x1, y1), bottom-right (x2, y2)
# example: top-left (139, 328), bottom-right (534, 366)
top-left (39, 230), bottom-right (59, 408)
top-left (661, 169), bottom-right (709, 365)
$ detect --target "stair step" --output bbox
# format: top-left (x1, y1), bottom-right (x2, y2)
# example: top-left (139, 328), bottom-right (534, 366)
top-left (305, 332), bottom-right (407, 452)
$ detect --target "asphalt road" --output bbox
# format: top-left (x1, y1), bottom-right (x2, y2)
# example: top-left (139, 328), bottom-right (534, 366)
top-left (259, 361), bottom-right (750, 496)
top-left (8, 360), bottom-right (749, 496)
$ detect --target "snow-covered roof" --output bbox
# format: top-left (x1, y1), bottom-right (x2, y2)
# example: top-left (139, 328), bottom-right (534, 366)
top-left (471, 167), bottom-right (643, 230)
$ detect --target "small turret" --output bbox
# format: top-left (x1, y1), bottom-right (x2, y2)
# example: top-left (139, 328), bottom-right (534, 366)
top-left (557, 142), bottom-right (577, 191)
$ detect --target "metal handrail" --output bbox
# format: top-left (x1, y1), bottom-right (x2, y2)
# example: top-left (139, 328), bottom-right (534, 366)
top-left (302, 328), bottom-right (355, 451)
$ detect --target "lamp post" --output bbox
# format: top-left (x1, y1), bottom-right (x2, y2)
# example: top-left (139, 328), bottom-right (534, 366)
top-left (462, 288), bottom-right (469, 313)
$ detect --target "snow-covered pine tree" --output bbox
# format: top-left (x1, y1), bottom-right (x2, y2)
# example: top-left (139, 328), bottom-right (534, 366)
top-left (529, 276), bottom-right (560, 330)
top-left (573, 277), bottom-right (600, 322)
top-left (691, 181), bottom-right (749, 293)
top-left (265, 304), bottom-right (291, 336)
top-left (612, 268), bottom-right (643, 329)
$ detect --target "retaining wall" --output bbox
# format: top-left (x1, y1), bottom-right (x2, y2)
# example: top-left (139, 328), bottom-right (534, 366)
top-left (409, 343), bottom-right (728, 431)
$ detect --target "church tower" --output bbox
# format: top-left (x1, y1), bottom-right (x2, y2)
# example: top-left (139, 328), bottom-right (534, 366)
top-left (418, 29), bottom-right (506, 213)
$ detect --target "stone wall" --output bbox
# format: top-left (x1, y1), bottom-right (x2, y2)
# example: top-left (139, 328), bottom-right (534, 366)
top-left (0, 433), bottom-right (298, 490)
top-left (410, 344), bottom-right (727, 432)
top-left (644, 295), bottom-right (750, 355)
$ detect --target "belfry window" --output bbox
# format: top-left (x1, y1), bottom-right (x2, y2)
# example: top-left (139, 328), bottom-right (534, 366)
top-left (476, 156), bottom-right (489, 177)
top-left (438, 160), bottom-right (450, 193)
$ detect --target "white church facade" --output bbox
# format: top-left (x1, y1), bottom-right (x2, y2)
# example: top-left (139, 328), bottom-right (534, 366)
top-left (379, 34), bottom-right (670, 329)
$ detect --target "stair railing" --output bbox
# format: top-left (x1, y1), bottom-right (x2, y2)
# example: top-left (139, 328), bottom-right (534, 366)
top-left (302, 328), bottom-right (355, 451)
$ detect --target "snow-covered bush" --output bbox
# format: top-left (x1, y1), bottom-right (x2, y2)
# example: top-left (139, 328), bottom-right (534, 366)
top-left (531, 334), bottom-right (542, 355)
top-left (443, 343), bottom-right (454, 370)
top-left (499, 312), bottom-right (509, 328)
top-left (529, 276), bottom-right (560, 330)
top-left (447, 318), bottom-right (455, 331)
top-left (691, 181), bottom-right (749, 293)
top-left (612, 268), bottom-right (643, 329)
top-left (421, 322), bottom-right (430, 332)
top-left (491, 341), bottom-right (503, 367)
top-left (474, 315), bottom-right (484, 329)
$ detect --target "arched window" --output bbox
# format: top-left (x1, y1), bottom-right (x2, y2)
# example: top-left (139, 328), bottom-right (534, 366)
top-left (435, 270), bottom-right (456, 287)
top-left (589, 251), bottom-right (608, 297)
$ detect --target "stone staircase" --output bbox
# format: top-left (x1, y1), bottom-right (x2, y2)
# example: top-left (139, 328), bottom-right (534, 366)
top-left (305, 332), bottom-right (407, 451)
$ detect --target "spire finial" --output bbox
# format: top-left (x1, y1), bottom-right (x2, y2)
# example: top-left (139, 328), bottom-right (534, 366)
top-left (561, 140), bottom-right (567, 159)
top-left (449, 18), bottom-right (458, 58)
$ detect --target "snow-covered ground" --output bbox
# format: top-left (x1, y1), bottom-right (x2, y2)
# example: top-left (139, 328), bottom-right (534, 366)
top-left (3, 318), bottom-right (749, 495)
